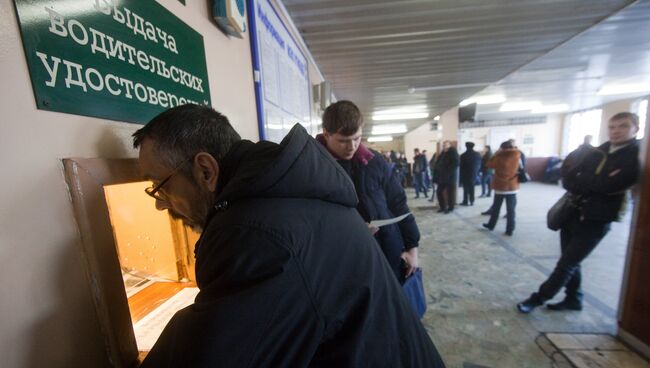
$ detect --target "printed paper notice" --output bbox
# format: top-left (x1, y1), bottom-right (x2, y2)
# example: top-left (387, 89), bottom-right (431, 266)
top-left (133, 287), bottom-right (200, 351)
top-left (370, 213), bottom-right (411, 228)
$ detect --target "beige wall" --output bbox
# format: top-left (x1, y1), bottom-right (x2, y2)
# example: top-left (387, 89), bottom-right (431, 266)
top-left (403, 122), bottom-right (441, 162)
top-left (0, 0), bottom-right (276, 366)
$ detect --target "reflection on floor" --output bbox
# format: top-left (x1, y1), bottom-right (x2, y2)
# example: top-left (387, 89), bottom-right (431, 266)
top-left (408, 182), bottom-right (647, 367)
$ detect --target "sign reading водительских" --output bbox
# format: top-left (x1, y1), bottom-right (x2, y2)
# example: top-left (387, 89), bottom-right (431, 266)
top-left (14, 0), bottom-right (211, 125)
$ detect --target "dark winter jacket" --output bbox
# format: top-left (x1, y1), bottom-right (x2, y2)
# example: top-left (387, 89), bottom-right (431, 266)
top-left (316, 136), bottom-right (421, 282)
top-left (480, 151), bottom-right (494, 176)
top-left (434, 147), bottom-right (459, 185)
top-left (412, 153), bottom-right (427, 173)
top-left (459, 148), bottom-right (482, 184)
top-left (141, 125), bottom-right (445, 368)
top-left (563, 139), bottom-right (640, 222)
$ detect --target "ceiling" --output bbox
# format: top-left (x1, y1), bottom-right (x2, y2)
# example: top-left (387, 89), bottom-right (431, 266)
top-left (282, 0), bottom-right (650, 136)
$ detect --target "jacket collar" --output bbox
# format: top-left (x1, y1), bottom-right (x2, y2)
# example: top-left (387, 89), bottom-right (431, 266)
top-left (315, 133), bottom-right (374, 166)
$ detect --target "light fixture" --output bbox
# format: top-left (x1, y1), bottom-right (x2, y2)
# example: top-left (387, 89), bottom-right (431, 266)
top-left (433, 115), bottom-right (440, 121)
top-left (408, 82), bottom-right (489, 93)
top-left (371, 124), bottom-right (407, 135)
top-left (597, 83), bottom-right (650, 96)
top-left (531, 104), bottom-right (570, 114)
top-left (367, 136), bottom-right (393, 142)
top-left (372, 112), bottom-right (429, 121)
top-left (499, 101), bottom-right (542, 112)
top-left (459, 95), bottom-right (506, 106)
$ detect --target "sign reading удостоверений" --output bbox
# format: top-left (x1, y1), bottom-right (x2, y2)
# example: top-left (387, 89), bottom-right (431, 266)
top-left (14, 0), bottom-right (211, 125)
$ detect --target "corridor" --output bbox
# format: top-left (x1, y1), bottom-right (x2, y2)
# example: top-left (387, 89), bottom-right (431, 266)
top-left (411, 182), bottom-right (639, 367)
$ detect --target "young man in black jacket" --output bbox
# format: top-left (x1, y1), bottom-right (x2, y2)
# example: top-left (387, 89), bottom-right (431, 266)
top-left (317, 100), bottom-right (421, 283)
top-left (517, 112), bottom-right (641, 313)
top-left (134, 104), bottom-right (445, 367)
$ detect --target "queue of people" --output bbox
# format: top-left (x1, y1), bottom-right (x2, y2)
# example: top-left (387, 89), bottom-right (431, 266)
top-left (131, 99), bottom-right (641, 367)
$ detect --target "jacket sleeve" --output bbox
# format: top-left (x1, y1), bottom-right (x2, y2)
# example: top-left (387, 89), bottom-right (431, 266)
top-left (382, 161), bottom-right (420, 249)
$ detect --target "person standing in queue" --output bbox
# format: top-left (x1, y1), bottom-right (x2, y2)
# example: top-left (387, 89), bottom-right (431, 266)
top-left (135, 104), bottom-right (446, 367)
top-left (482, 141), bottom-right (521, 236)
top-left (317, 100), bottom-right (421, 283)
top-left (517, 112), bottom-right (641, 313)
top-left (459, 141), bottom-right (482, 206)
top-left (434, 141), bottom-right (460, 213)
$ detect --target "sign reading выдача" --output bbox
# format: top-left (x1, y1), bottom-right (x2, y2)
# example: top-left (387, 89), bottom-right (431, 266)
top-left (15, 0), bottom-right (211, 124)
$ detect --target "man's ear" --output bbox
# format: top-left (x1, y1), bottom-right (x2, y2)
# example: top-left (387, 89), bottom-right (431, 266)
top-left (193, 152), bottom-right (219, 192)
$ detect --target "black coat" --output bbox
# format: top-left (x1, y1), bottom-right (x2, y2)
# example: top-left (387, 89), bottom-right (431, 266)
top-left (336, 149), bottom-right (420, 282)
top-left (434, 147), bottom-right (459, 185)
top-left (459, 148), bottom-right (482, 184)
top-left (141, 125), bottom-right (445, 368)
top-left (563, 140), bottom-right (640, 222)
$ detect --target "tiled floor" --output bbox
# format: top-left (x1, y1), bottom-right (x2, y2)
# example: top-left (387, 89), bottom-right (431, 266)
top-left (409, 182), bottom-right (648, 367)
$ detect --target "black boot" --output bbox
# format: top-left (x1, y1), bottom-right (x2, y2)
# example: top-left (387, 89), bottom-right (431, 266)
top-left (547, 298), bottom-right (582, 311)
top-left (517, 294), bottom-right (543, 314)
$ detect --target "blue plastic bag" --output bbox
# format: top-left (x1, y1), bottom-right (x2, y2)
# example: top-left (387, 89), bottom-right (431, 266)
top-left (402, 268), bottom-right (426, 318)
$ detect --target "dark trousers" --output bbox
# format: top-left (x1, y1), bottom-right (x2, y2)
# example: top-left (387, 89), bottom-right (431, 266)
top-left (486, 194), bottom-right (516, 233)
top-left (413, 172), bottom-right (427, 197)
top-left (533, 217), bottom-right (610, 303)
top-left (481, 174), bottom-right (492, 196)
top-left (436, 183), bottom-right (454, 210)
top-left (461, 180), bottom-right (475, 204)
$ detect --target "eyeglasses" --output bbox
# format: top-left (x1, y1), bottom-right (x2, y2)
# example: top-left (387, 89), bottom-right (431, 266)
top-left (144, 158), bottom-right (191, 201)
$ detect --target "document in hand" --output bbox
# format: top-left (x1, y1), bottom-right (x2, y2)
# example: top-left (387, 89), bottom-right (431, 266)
top-left (369, 212), bottom-right (411, 228)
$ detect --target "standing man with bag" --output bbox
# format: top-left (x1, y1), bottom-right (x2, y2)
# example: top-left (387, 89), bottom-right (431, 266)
top-left (518, 112), bottom-right (641, 313)
top-left (317, 100), bottom-right (421, 284)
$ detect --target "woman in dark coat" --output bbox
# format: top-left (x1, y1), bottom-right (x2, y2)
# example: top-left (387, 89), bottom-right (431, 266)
top-left (479, 145), bottom-right (494, 197)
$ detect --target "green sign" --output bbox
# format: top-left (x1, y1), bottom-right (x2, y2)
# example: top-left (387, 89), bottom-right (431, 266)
top-left (14, 0), bottom-right (211, 124)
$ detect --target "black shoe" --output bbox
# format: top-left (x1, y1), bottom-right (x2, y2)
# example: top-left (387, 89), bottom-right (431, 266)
top-left (436, 209), bottom-right (446, 213)
top-left (479, 194), bottom-right (486, 198)
top-left (547, 299), bottom-right (582, 311)
top-left (460, 202), bottom-right (469, 206)
top-left (470, 203), bottom-right (474, 206)
top-left (517, 296), bottom-right (543, 314)
top-left (414, 196), bottom-right (420, 199)
top-left (427, 198), bottom-right (434, 202)
top-left (486, 194), bottom-right (491, 197)
top-left (504, 231), bottom-right (513, 236)
top-left (482, 223), bottom-right (493, 231)
top-left (481, 211), bottom-right (492, 216)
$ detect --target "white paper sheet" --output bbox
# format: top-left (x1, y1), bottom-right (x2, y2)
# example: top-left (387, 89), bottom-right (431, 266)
top-left (369, 212), bottom-right (412, 228)
top-left (133, 287), bottom-right (200, 351)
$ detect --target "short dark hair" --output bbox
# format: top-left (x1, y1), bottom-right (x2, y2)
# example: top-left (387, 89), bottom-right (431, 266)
top-left (500, 141), bottom-right (514, 149)
top-left (322, 100), bottom-right (363, 135)
top-left (133, 104), bottom-right (241, 171)
top-left (465, 141), bottom-right (475, 149)
top-left (610, 112), bottom-right (639, 126)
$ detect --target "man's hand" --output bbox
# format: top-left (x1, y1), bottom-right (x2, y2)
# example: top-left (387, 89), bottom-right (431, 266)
top-left (401, 247), bottom-right (419, 278)
top-left (367, 223), bottom-right (379, 235)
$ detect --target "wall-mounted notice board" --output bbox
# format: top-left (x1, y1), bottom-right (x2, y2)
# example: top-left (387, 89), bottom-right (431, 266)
top-left (14, 0), bottom-right (211, 124)
top-left (247, 0), bottom-right (311, 142)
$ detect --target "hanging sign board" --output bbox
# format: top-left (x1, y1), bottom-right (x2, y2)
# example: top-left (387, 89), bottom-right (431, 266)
top-left (247, 0), bottom-right (311, 142)
top-left (14, 0), bottom-right (211, 125)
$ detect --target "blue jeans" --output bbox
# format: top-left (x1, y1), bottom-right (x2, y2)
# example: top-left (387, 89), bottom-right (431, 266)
top-left (486, 194), bottom-right (516, 233)
top-left (532, 216), bottom-right (610, 303)
top-left (481, 174), bottom-right (492, 196)
top-left (413, 172), bottom-right (427, 197)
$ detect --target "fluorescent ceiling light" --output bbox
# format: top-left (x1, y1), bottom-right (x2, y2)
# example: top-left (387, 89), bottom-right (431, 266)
top-left (499, 101), bottom-right (542, 112)
top-left (597, 83), bottom-right (650, 96)
top-left (367, 136), bottom-right (393, 142)
top-left (374, 105), bottom-right (427, 115)
top-left (371, 124), bottom-right (407, 135)
top-left (531, 104), bottom-right (570, 114)
top-left (372, 112), bottom-right (429, 121)
top-left (433, 115), bottom-right (440, 121)
top-left (459, 95), bottom-right (506, 106)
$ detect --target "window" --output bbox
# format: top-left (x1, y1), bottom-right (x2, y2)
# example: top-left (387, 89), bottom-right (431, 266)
top-left (566, 109), bottom-right (602, 153)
